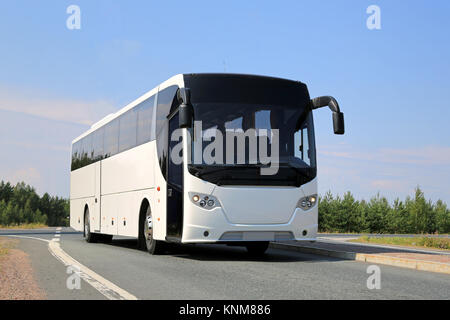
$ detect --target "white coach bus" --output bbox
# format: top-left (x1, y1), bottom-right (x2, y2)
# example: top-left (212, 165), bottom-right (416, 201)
top-left (70, 73), bottom-right (344, 255)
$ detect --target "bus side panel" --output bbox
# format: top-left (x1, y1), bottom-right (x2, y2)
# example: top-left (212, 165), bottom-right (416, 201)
top-left (152, 141), bottom-right (167, 241)
top-left (70, 165), bottom-right (96, 232)
top-left (101, 142), bottom-right (154, 195)
top-left (70, 198), bottom-right (85, 232)
top-left (116, 189), bottom-right (155, 237)
top-left (101, 193), bottom-right (118, 235)
top-left (100, 141), bottom-right (155, 237)
top-left (70, 165), bottom-right (96, 199)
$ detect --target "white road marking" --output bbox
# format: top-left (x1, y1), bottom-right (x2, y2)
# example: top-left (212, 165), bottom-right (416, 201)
top-left (48, 240), bottom-right (137, 300)
top-left (55, 234), bottom-right (61, 237)
top-left (3, 234), bottom-right (137, 300)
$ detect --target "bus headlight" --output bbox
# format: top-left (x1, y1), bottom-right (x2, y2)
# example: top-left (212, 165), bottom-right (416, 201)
top-left (189, 192), bottom-right (220, 210)
top-left (297, 195), bottom-right (318, 211)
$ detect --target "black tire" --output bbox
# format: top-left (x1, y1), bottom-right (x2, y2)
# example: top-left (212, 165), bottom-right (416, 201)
top-left (84, 209), bottom-right (98, 243)
top-left (245, 242), bottom-right (269, 256)
top-left (138, 204), bottom-right (165, 255)
top-left (98, 234), bottom-right (113, 243)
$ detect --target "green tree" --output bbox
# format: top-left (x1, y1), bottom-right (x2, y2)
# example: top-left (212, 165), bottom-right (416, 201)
top-left (365, 194), bottom-right (390, 233)
top-left (341, 192), bottom-right (364, 233)
top-left (0, 200), bottom-right (7, 225)
top-left (406, 187), bottom-right (435, 233)
top-left (435, 200), bottom-right (450, 234)
top-left (318, 191), bottom-right (336, 232)
top-left (34, 209), bottom-right (47, 225)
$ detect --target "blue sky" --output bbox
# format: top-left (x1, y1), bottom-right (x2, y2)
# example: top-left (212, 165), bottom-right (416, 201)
top-left (0, 0), bottom-right (449, 202)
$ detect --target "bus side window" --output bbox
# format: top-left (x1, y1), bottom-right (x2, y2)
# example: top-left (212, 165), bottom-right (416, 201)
top-left (104, 119), bottom-right (119, 158)
top-left (294, 126), bottom-right (310, 166)
top-left (81, 134), bottom-right (93, 166)
top-left (93, 127), bottom-right (104, 161)
top-left (137, 95), bottom-right (155, 145)
top-left (119, 109), bottom-right (138, 153)
top-left (71, 141), bottom-right (81, 170)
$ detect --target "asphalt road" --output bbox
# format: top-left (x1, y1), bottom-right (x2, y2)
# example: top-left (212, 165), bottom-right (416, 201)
top-left (1, 228), bottom-right (449, 300)
top-left (318, 233), bottom-right (449, 239)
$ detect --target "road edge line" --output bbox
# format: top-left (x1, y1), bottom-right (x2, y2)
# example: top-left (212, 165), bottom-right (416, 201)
top-left (48, 240), bottom-right (138, 300)
top-left (3, 234), bottom-right (138, 300)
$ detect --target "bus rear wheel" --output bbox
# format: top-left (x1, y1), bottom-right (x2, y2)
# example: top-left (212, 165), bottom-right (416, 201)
top-left (245, 242), bottom-right (269, 256)
top-left (139, 205), bottom-right (165, 255)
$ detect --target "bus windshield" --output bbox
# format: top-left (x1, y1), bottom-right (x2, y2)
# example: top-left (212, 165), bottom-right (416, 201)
top-left (188, 103), bottom-right (316, 187)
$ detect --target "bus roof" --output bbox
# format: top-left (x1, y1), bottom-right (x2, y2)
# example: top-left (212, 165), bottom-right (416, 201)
top-left (71, 74), bottom-right (184, 144)
top-left (71, 73), bottom-right (305, 144)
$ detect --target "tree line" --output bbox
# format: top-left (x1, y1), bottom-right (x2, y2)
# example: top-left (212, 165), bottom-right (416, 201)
top-left (319, 187), bottom-right (450, 234)
top-left (1, 180), bottom-right (449, 234)
top-left (0, 181), bottom-right (69, 227)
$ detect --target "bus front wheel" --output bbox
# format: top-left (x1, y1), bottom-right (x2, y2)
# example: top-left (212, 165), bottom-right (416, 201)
top-left (139, 205), bottom-right (165, 255)
top-left (84, 209), bottom-right (98, 243)
top-left (245, 242), bottom-right (269, 256)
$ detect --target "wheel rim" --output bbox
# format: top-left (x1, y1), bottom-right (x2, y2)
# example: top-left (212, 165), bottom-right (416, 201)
top-left (144, 208), bottom-right (153, 245)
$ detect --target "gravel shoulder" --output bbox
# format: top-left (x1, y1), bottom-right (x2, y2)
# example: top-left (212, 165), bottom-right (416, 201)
top-left (0, 237), bottom-right (46, 300)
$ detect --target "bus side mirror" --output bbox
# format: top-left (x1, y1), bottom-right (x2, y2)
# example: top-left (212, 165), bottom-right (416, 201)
top-left (178, 88), bottom-right (193, 128)
top-left (333, 112), bottom-right (345, 135)
top-left (311, 96), bottom-right (345, 135)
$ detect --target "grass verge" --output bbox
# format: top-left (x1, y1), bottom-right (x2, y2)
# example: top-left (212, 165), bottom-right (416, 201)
top-left (0, 237), bottom-right (17, 257)
top-left (0, 223), bottom-right (48, 230)
top-left (350, 236), bottom-right (450, 250)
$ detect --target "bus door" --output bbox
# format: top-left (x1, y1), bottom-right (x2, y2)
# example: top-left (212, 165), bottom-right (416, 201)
top-left (166, 111), bottom-right (184, 240)
top-left (92, 161), bottom-right (101, 232)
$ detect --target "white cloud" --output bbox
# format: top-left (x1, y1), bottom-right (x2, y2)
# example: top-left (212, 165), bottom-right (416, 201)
top-left (6, 167), bottom-right (42, 188)
top-left (0, 86), bottom-right (117, 126)
top-left (317, 144), bottom-right (450, 203)
top-left (319, 145), bottom-right (450, 166)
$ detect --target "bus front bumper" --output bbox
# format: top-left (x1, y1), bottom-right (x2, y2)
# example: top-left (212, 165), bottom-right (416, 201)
top-left (180, 207), bottom-right (318, 244)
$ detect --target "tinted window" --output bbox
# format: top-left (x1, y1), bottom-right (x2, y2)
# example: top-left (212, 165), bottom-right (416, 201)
top-left (93, 127), bottom-right (104, 161)
top-left (71, 140), bottom-right (81, 170)
top-left (104, 119), bottom-right (119, 158)
top-left (119, 109), bottom-right (137, 153)
top-left (137, 95), bottom-right (155, 145)
top-left (156, 86), bottom-right (179, 178)
top-left (156, 86), bottom-right (178, 137)
top-left (70, 94), bottom-right (156, 171)
top-left (81, 135), bottom-right (93, 163)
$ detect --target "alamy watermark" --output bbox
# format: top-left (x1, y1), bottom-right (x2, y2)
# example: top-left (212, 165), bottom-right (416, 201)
top-left (366, 265), bottom-right (381, 290)
top-left (170, 121), bottom-right (281, 176)
top-left (366, 5), bottom-right (381, 30)
top-left (66, 5), bottom-right (81, 30)
top-left (66, 265), bottom-right (81, 290)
